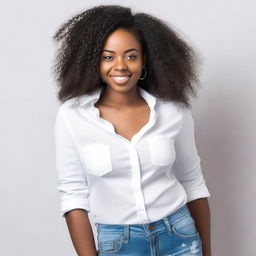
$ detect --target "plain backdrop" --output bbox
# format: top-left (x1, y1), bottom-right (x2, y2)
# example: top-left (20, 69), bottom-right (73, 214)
top-left (0, 0), bottom-right (255, 255)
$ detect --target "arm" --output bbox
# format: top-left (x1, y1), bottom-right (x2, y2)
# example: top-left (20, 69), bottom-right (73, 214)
top-left (54, 106), bottom-right (97, 256)
top-left (65, 209), bottom-right (97, 256)
top-left (187, 198), bottom-right (211, 256)
top-left (172, 108), bottom-right (211, 255)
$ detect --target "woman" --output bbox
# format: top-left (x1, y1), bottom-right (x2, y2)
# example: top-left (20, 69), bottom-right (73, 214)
top-left (53, 5), bottom-right (211, 256)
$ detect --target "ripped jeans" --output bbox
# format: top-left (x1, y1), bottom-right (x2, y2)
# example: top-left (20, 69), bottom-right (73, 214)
top-left (95, 204), bottom-right (203, 256)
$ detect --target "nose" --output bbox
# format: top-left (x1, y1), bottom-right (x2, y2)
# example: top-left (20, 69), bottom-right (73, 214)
top-left (114, 57), bottom-right (128, 71)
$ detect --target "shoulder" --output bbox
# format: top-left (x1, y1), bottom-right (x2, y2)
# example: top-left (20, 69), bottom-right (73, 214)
top-left (157, 98), bottom-right (189, 119)
top-left (54, 98), bottom-right (80, 129)
top-left (56, 97), bottom-right (79, 114)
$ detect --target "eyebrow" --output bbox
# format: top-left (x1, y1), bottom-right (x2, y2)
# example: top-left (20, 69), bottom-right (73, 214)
top-left (102, 48), bottom-right (140, 54)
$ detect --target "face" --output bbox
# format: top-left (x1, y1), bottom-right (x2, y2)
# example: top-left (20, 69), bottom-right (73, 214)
top-left (99, 29), bottom-right (146, 93)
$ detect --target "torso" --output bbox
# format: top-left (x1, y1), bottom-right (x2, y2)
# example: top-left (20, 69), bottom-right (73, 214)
top-left (94, 100), bottom-right (150, 141)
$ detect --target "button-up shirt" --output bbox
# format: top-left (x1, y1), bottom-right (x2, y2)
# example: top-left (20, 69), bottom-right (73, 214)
top-left (54, 87), bottom-right (210, 224)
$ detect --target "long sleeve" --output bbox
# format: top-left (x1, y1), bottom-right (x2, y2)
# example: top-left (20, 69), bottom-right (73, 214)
top-left (54, 106), bottom-right (91, 217)
top-left (172, 108), bottom-right (210, 203)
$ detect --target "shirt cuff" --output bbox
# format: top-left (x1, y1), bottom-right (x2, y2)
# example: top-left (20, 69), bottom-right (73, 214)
top-left (185, 185), bottom-right (211, 203)
top-left (60, 197), bottom-right (91, 217)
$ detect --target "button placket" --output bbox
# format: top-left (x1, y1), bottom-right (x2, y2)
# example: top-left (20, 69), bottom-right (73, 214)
top-left (129, 144), bottom-right (149, 223)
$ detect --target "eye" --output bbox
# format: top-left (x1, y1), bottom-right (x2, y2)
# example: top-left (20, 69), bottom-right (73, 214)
top-left (127, 55), bottom-right (137, 60)
top-left (102, 56), bottom-right (113, 61)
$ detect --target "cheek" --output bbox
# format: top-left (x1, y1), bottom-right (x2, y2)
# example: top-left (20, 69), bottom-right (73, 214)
top-left (130, 62), bottom-right (143, 73)
top-left (99, 63), bottom-right (109, 75)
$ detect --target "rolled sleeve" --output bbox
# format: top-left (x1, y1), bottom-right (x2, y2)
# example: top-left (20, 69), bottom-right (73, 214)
top-left (172, 108), bottom-right (210, 203)
top-left (54, 105), bottom-right (91, 217)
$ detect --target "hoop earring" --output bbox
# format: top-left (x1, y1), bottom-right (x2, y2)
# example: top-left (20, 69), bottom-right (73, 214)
top-left (139, 68), bottom-right (147, 80)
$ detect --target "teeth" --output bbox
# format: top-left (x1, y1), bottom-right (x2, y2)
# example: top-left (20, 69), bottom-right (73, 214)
top-left (115, 77), bottom-right (128, 80)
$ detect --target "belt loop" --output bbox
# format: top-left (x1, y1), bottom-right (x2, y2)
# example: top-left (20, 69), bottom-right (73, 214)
top-left (123, 225), bottom-right (130, 243)
top-left (163, 217), bottom-right (172, 234)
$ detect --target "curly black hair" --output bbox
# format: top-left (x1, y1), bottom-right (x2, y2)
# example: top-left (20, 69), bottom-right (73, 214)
top-left (52, 5), bottom-right (200, 108)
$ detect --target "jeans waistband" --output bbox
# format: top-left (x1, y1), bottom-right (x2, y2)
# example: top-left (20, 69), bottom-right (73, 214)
top-left (96, 204), bottom-right (190, 233)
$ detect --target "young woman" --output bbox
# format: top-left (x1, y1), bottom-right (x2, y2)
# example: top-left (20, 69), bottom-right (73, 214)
top-left (53, 5), bottom-right (211, 256)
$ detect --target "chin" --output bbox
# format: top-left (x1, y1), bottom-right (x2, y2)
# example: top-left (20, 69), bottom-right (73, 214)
top-left (106, 82), bottom-right (133, 90)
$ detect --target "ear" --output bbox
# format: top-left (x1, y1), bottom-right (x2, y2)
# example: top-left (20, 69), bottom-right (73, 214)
top-left (142, 54), bottom-right (147, 67)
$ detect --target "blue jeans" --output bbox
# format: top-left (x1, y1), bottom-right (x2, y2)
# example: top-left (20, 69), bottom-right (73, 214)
top-left (95, 204), bottom-right (203, 256)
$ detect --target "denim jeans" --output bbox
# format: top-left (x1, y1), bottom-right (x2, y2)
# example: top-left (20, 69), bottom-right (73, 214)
top-left (95, 204), bottom-right (203, 256)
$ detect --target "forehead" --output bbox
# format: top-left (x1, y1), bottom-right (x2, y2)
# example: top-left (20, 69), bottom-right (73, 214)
top-left (102, 29), bottom-right (142, 51)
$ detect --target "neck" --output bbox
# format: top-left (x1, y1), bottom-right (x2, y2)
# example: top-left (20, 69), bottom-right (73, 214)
top-left (97, 86), bottom-right (143, 108)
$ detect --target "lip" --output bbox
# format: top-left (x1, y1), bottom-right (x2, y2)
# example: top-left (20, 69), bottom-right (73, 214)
top-left (110, 75), bottom-right (131, 85)
top-left (110, 74), bottom-right (132, 77)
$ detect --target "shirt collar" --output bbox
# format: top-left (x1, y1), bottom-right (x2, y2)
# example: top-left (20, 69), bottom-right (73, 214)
top-left (76, 87), bottom-right (157, 109)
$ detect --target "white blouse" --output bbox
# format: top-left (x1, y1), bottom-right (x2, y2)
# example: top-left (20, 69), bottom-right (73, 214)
top-left (54, 87), bottom-right (210, 224)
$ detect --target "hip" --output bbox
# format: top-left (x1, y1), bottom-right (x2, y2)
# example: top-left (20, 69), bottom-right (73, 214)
top-left (95, 204), bottom-right (203, 255)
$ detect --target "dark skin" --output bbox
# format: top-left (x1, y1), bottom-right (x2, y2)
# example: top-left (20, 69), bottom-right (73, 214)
top-left (65, 29), bottom-right (211, 256)
top-left (65, 210), bottom-right (97, 256)
top-left (94, 97), bottom-right (150, 142)
top-left (187, 198), bottom-right (211, 256)
top-left (65, 199), bottom-right (211, 256)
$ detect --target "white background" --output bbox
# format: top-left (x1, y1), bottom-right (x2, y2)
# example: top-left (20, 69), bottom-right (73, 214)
top-left (0, 0), bottom-right (255, 255)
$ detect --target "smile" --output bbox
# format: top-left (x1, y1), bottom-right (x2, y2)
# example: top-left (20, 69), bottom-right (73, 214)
top-left (110, 76), bottom-right (131, 85)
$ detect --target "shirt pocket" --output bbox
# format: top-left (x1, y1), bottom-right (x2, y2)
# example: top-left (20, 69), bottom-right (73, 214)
top-left (81, 144), bottom-right (113, 176)
top-left (147, 135), bottom-right (176, 166)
